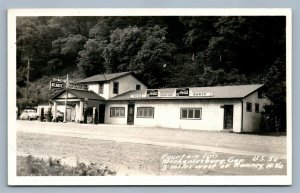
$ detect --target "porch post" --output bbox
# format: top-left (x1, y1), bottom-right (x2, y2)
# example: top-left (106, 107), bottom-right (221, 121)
top-left (79, 100), bottom-right (84, 123)
top-left (93, 107), bottom-right (96, 124)
top-left (63, 90), bottom-right (68, 123)
top-left (53, 101), bottom-right (57, 122)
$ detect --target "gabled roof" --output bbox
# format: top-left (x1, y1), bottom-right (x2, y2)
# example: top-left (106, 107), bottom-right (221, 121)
top-left (51, 89), bottom-right (105, 101)
top-left (77, 72), bottom-right (131, 83)
top-left (109, 84), bottom-right (264, 101)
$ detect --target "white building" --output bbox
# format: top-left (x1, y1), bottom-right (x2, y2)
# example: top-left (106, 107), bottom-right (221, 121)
top-left (78, 71), bottom-right (147, 99)
top-left (50, 71), bottom-right (271, 132)
top-left (50, 72), bottom-right (146, 123)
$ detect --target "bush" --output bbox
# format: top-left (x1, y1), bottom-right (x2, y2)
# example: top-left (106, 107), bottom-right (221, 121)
top-left (17, 155), bottom-right (116, 176)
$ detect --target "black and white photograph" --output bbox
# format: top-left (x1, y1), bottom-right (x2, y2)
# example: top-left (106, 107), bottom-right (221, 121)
top-left (7, 9), bottom-right (292, 185)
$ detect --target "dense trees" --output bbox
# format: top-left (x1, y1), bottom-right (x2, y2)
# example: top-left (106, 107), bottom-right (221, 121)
top-left (16, 16), bottom-right (287, 130)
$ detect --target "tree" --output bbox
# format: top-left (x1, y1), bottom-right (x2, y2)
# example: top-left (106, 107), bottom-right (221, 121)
top-left (166, 53), bottom-right (204, 88)
top-left (130, 25), bottom-right (176, 87)
top-left (101, 25), bottom-right (176, 87)
top-left (77, 39), bottom-right (106, 77)
top-left (205, 16), bottom-right (286, 74)
top-left (103, 26), bottom-right (143, 72)
top-left (50, 34), bottom-right (87, 69)
top-left (262, 58), bottom-right (286, 131)
top-left (179, 16), bottom-right (218, 53)
top-left (89, 18), bottom-right (112, 42)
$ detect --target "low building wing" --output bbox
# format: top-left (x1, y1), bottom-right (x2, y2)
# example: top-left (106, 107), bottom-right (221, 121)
top-left (108, 84), bottom-right (264, 101)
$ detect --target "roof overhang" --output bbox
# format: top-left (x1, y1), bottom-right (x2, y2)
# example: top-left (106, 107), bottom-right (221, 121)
top-left (51, 89), bottom-right (105, 101)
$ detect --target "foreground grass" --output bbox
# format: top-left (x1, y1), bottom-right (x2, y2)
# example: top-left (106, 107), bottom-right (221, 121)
top-left (17, 155), bottom-right (116, 176)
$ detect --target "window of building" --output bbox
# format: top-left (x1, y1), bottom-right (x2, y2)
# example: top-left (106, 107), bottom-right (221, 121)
top-left (255, 103), bottom-right (259, 113)
top-left (137, 107), bottom-right (154, 118)
top-left (113, 82), bottom-right (119, 94)
top-left (110, 107), bottom-right (125, 117)
top-left (181, 108), bottom-right (202, 119)
top-left (246, 102), bottom-right (252, 112)
top-left (98, 84), bottom-right (103, 94)
top-left (136, 84), bottom-right (141, 90)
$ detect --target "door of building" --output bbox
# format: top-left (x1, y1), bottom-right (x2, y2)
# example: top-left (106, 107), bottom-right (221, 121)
top-left (127, 103), bottom-right (135, 125)
top-left (224, 105), bottom-right (233, 129)
top-left (98, 104), bottom-right (105, 124)
top-left (66, 108), bottom-right (72, 122)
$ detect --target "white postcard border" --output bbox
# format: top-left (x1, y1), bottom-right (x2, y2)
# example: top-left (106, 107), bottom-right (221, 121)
top-left (7, 8), bottom-right (292, 186)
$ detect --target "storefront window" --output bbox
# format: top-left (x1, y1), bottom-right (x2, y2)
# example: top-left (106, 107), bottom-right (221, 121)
top-left (181, 108), bottom-right (202, 120)
top-left (188, 109), bottom-right (194, 118)
top-left (137, 107), bottom-right (154, 118)
top-left (110, 107), bottom-right (125, 117)
top-left (181, 109), bottom-right (187, 119)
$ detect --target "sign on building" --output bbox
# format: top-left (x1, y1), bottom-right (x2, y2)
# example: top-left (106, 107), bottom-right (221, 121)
top-left (190, 92), bottom-right (213, 97)
top-left (130, 94), bottom-right (146, 98)
top-left (176, 88), bottom-right (189, 96)
top-left (159, 91), bottom-right (175, 97)
top-left (147, 89), bottom-right (158, 97)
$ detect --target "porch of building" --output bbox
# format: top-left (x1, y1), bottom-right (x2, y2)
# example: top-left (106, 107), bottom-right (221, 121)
top-left (51, 88), bottom-right (106, 124)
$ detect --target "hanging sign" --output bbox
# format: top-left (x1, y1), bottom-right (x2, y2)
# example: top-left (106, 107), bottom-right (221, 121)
top-left (68, 82), bottom-right (88, 90)
top-left (50, 81), bottom-right (65, 90)
top-left (147, 89), bottom-right (158, 97)
top-left (176, 88), bottom-right (189, 96)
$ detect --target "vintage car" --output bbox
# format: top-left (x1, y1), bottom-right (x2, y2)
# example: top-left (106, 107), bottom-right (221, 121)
top-left (20, 109), bottom-right (38, 120)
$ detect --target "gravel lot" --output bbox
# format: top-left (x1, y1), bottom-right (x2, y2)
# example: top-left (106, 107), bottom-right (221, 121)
top-left (16, 121), bottom-right (287, 176)
top-left (17, 121), bottom-right (286, 158)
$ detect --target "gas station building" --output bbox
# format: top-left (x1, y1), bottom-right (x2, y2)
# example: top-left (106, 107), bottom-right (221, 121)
top-left (44, 71), bottom-right (270, 132)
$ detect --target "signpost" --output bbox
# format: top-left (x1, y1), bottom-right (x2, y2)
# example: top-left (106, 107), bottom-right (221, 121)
top-left (48, 75), bottom-right (69, 123)
top-left (49, 74), bottom-right (89, 123)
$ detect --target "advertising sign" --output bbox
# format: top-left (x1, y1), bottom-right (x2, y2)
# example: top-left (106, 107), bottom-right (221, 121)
top-left (176, 88), bottom-right (189, 96)
top-left (130, 94), bottom-right (146, 98)
top-left (159, 90), bottom-right (175, 97)
top-left (50, 81), bottom-right (65, 90)
top-left (190, 92), bottom-right (213, 97)
top-left (147, 89), bottom-right (158, 97)
top-left (68, 82), bottom-right (88, 90)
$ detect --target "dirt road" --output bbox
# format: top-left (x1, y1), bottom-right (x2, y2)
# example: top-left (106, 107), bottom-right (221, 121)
top-left (16, 121), bottom-right (286, 158)
top-left (16, 121), bottom-right (287, 175)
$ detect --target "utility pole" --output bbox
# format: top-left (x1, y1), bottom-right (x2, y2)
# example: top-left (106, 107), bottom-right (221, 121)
top-left (25, 58), bottom-right (32, 99)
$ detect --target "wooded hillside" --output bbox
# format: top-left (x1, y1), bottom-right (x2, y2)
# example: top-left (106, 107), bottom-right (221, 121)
top-left (16, 16), bottom-right (287, 130)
